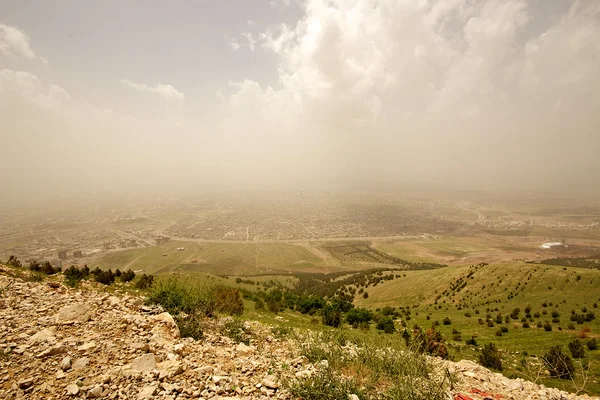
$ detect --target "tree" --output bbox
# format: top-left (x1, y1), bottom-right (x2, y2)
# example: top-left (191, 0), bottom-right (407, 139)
top-left (376, 316), bottom-right (396, 334)
top-left (322, 305), bottom-right (341, 328)
top-left (542, 346), bottom-right (574, 379)
top-left (346, 308), bottom-right (373, 328)
top-left (479, 342), bottom-right (502, 371)
top-left (568, 339), bottom-right (585, 359)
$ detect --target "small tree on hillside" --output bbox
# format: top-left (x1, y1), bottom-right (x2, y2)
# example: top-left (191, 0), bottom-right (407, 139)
top-left (543, 346), bottom-right (574, 379)
top-left (479, 342), bottom-right (502, 371)
top-left (568, 339), bottom-right (585, 359)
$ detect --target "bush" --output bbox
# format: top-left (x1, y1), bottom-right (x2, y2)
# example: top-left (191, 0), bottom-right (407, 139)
top-left (322, 305), bottom-right (342, 328)
top-left (586, 338), bottom-right (597, 351)
top-left (479, 342), bottom-right (502, 371)
top-left (114, 269), bottom-right (122, 277)
top-left (542, 346), bottom-right (574, 379)
top-left (212, 286), bottom-right (244, 316)
top-left (63, 265), bottom-right (90, 286)
top-left (346, 308), bottom-right (373, 328)
top-left (568, 339), bottom-right (585, 359)
top-left (442, 316), bottom-right (451, 325)
top-left (95, 270), bottom-right (115, 285)
top-left (287, 368), bottom-right (368, 400)
top-left (135, 274), bottom-right (154, 289)
top-left (120, 269), bottom-right (135, 282)
top-left (147, 279), bottom-right (216, 317)
top-left (543, 322), bottom-right (552, 332)
top-left (500, 326), bottom-right (509, 333)
top-left (376, 316), bottom-right (396, 334)
top-left (466, 336), bottom-right (478, 346)
top-left (254, 297), bottom-right (265, 310)
top-left (413, 327), bottom-right (449, 359)
top-left (495, 329), bottom-right (503, 337)
top-left (221, 319), bottom-right (251, 345)
top-left (522, 321), bottom-right (530, 328)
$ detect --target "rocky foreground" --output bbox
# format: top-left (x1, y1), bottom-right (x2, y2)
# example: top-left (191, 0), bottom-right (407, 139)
top-left (0, 267), bottom-right (597, 400)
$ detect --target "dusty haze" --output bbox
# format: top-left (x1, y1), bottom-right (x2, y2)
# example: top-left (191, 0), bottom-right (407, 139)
top-left (1, 0), bottom-right (599, 206)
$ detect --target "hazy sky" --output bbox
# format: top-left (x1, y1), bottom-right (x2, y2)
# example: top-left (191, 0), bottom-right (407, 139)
top-left (1, 0), bottom-right (599, 202)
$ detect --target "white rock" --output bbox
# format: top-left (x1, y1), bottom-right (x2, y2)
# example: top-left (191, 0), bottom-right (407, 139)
top-left (55, 304), bottom-right (93, 324)
top-left (66, 384), bottom-right (79, 396)
top-left (61, 356), bottom-right (72, 371)
top-left (88, 385), bottom-right (103, 398)
top-left (131, 353), bottom-right (157, 373)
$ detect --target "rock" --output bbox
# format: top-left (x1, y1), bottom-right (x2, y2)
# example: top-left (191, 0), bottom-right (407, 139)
top-left (262, 376), bottom-right (279, 389)
top-left (61, 356), bottom-right (72, 371)
top-left (29, 328), bottom-right (55, 343)
top-left (349, 395), bottom-right (360, 400)
top-left (18, 378), bottom-right (33, 389)
top-left (236, 342), bottom-right (255, 356)
top-left (77, 341), bottom-right (96, 352)
top-left (88, 385), bottom-right (103, 398)
top-left (66, 384), bottom-right (79, 396)
top-left (72, 357), bottom-right (90, 370)
top-left (138, 384), bottom-right (158, 399)
top-left (132, 342), bottom-right (150, 352)
top-left (55, 304), bottom-right (92, 324)
top-left (36, 344), bottom-right (68, 358)
top-left (131, 353), bottom-right (157, 373)
top-left (157, 360), bottom-right (184, 379)
top-left (290, 356), bottom-right (306, 366)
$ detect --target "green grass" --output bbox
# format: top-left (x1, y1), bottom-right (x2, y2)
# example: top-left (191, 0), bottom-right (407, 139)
top-left (352, 262), bottom-right (600, 395)
top-left (91, 241), bottom-right (335, 275)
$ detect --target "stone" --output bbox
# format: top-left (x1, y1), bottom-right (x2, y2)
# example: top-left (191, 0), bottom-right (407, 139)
top-left (88, 385), bottom-right (103, 397)
top-left (29, 328), bottom-right (55, 343)
top-left (66, 384), bottom-right (79, 396)
top-left (18, 378), bottom-right (33, 389)
top-left (137, 384), bottom-right (158, 399)
top-left (72, 357), bottom-right (90, 370)
top-left (61, 356), bottom-right (72, 371)
top-left (236, 342), bottom-right (255, 356)
top-left (131, 354), bottom-right (157, 373)
top-left (132, 342), bottom-right (150, 352)
top-left (158, 360), bottom-right (183, 379)
top-left (262, 376), bottom-right (279, 389)
top-left (77, 341), bottom-right (96, 352)
top-left (37, 345), bottom-right (68, 358)
top-left (55, 304), bottom-right (93, 324)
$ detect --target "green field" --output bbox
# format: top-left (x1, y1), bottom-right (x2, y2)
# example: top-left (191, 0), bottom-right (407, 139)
top-left (91, 240), bottom-right (348, 275)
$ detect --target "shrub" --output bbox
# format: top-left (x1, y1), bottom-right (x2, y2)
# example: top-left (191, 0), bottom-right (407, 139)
top-left (442, 317), bottom-right (451, 325)
top-left (568, 323), bottom-right (575, 330)
top-left (376, 316), bottom-right (396, 334)
top-left (135, 274), bottom-right (154, 289)
top-left (221, 319), bottom-right (251, 345)
top-left (254, 297), bottom-right (265, 310)
top-left (322, 305), bottom-right (342, 328)
top-left (120, 269), bottom-right (135, 282)
top-left (543, 322), bottom-right (552, 331)
top-left (147, 279), bottom-right (216, 317)
top-left (413, 327), bottom-right (449, 359)
top-left (522, 321), bottom-right (530, 328)
top-left (95, 270), bottom-right (115, 285)
top-left (212, 286), bottom-right (244, 316)
top-left (542, 346), bottom-right (574, 379)
top-left (346, 308), bottom-right (373, 328)
top-left (479, 342), bottom-right (502, 371)
top-left (500, 326), bottom-right (509, 333)
top-left (487, 320), bottom-right (494, 328)
top-left (568, 339), bottom-right (585, 359)
top-left (466, 336), bottom-right (478, 346)
top-left (176, 314), bottom-right (204, 340)
top-left (586, 338), bottom-right (597, 351)
top-left (495, 329), bottom-right (503, 337)
top-left (114, 269), bottom-right (122, 277)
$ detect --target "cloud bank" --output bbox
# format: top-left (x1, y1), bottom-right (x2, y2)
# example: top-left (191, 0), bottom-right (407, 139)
top-left (1, 0), bottom-right (599, 203)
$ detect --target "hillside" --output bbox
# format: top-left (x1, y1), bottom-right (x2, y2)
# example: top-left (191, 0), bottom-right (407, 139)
top-left (1, 265), bottom-right (599, 399)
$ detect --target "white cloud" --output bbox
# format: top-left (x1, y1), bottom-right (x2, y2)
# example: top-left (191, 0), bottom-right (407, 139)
top-left (220, 0), bottom-right (600, 185)
top-left (121, 79), bottom-right (184, 103)
top-left (0, 24), bottom-right (37, 60)
top-left (243, 33), bottom-right (257, 52)
top-left (0, 69), bottom-right (69, 109)
top-left (227, 37), bottom-right (241, 51)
